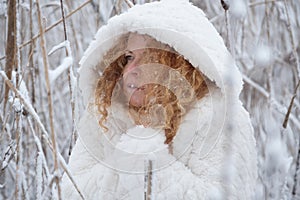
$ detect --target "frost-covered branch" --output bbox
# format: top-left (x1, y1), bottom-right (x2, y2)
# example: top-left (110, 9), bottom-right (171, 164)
top-left (0, 70), bottom-right (48, 134)
top-left (49, 56), bottom-right (73, 83)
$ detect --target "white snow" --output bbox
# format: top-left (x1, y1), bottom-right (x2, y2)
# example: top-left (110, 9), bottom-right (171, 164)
top-left (8, 96), bottom-right (23, 113)
top-left (48, 41), bottom-right (70, 56)
top-left (230, 0), bottom-right (247, 18)
top-left (49, 56), bottom-right (73, 83)
top-left (48, 40), bottom-right (74, 84)
top-left (254, 45), bottom-right (272, 67)
top-left (2, 160), bottom-right (8, 170)
top-left (36, 152), bottom-right (43, 200)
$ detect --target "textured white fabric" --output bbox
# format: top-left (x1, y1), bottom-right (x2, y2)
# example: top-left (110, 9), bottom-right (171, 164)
top-left (62, 0), bottom-right (257, 199)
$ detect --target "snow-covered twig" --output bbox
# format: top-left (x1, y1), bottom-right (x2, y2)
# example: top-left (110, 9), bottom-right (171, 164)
top-left (124, 0), bottom-right (134, 8)
top-left (0, 70), bottom-right (48, 135)
top-left (21, 171), bottom-right (29, 200)
top-left (49, 56), bottom-right (73, 83)
top-left (221, 0), bottom-right (235, 59)
top-left (48, 41), bottom-right (70, 56)
top-left (1, 141), bottom-right (16, 171)
top-left (27, 117), bottom-right (50, 178)
top-left (49, 42), bottom-right (77, 156)
top-left (58, 0), bottom-right (78, 157)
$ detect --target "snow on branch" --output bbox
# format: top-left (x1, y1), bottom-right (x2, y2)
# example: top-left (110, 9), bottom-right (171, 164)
top-left (48, 40), bottom-right (70, 56)
top-left (49, 56), bottom-right (73, 84)
top-left (124, 0), bottom-right (134, 8)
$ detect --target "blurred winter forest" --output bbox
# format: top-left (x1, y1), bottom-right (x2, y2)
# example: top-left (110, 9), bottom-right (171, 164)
top-left (0, 0), bottom-right (299, 199)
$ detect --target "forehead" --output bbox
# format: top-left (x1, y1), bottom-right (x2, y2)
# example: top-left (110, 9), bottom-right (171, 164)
top-left (126, 33), bottom-right (152, 51)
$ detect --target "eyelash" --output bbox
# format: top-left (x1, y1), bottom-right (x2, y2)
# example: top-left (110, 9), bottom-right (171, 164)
top-left (125, 54), bottom-right (134, 62)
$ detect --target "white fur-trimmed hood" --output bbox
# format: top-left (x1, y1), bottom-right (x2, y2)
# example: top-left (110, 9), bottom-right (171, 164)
top-left (78, 0), bottom-right (243, 105)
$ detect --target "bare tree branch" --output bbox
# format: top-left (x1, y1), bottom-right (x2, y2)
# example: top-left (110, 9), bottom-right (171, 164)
top-left (4, 0), bottom-right (17, 113)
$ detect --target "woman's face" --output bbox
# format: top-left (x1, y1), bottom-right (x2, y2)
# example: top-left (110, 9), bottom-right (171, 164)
top-left (122, 34), bottom-right (161, 107)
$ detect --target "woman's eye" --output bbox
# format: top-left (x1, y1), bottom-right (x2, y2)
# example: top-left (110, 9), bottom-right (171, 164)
top-left (125, 54), bottom-right (134, 62)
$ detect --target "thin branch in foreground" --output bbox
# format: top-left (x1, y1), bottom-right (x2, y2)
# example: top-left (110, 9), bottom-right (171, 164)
top-left (292, 137), bottom-right (300, 197)
top-left (283, 80), bottom-right (300, 128)
top-left (59, 0), bottom-right (68, 42)
top-left (4, 0), bottom-right (17, 113)
top-left (35, 0), bottom-right (61, 198)
top-left (282, 0), bottom-right (300, 129)
top-left (58, 0), bottom-right (78, 157)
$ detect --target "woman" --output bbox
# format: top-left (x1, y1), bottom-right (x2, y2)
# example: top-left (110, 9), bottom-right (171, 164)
top-left (62, 0), bottom-right (257, 199)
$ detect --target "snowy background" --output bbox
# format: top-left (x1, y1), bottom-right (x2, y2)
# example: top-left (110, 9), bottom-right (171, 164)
top-left (0, 0), bottom-right (299, 199)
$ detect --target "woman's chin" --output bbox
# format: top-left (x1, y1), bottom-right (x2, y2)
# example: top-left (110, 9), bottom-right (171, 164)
top-left (129, 92), bottom-right (145, 107)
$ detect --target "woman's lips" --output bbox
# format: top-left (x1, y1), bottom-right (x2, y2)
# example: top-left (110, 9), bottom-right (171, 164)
top-left (126, 83), bottom-right (146, 91)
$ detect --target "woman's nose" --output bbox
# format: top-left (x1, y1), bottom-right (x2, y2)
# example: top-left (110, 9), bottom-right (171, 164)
top-left (124, 65), bottom-right (141, 79)
top-left (124, 62), bottom-right (137, 74)
top-left (123, 60), bottom-right (142, 77)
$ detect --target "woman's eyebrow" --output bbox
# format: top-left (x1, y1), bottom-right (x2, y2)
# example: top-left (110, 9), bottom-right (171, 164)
top-left (125, 50), bottom-right (133, 54)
